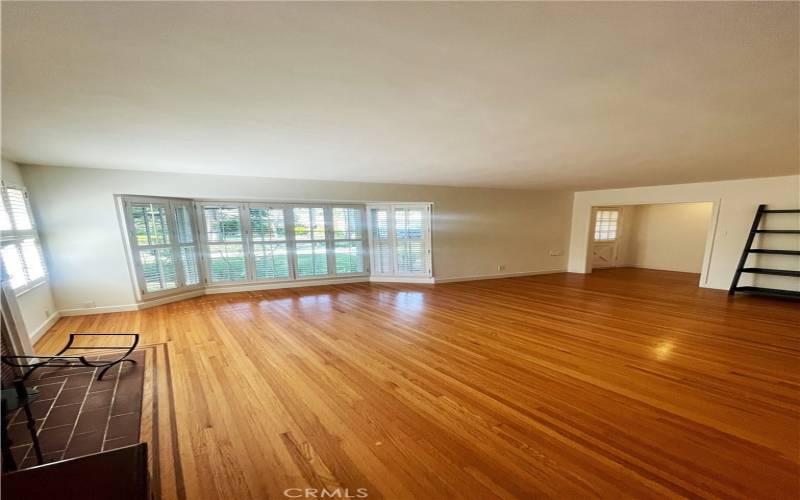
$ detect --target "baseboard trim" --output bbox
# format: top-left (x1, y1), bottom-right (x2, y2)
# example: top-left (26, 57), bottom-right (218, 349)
top-left (28, 311), bottom-right (61, 343)
top-left (140, 289), bottom-right (206, 309)
top-left (435, 269), bottom-right (566, 284)
top-left (59, 303), bottom-right (139, 316)
top-left (369, 276), bottom-right (435, 284)
top-left (205, 276), bottom-right (370, 294)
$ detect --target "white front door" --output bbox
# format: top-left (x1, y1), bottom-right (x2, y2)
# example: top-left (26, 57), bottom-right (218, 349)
top-left (591, 207), bottom-right (621, 269)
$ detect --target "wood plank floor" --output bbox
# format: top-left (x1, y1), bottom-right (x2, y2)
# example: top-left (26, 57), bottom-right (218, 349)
top-left (36, 268), bottom-right (800, 499)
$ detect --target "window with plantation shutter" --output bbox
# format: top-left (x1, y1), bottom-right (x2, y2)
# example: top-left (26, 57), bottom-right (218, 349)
top-left (249, 205), bottom-right (291, 280)
top-left (369, 207), bottom-right (393, 275)
top-left (202, 205), bottom-right (247, 283)
top-left (332, 207), bottom-right (365, 274)
top-left (122, 196), bottom-right (203, 298)
top-left (0, 185), bottom-right (48, 293)
top-left (367, 204), bottom-right (431, 278)
top-left (395, 207), bottom-right (426, 274)
top-left (174, 203), bottom-right (200, 286)
top-left (292, 206), bottom-right (329, 277)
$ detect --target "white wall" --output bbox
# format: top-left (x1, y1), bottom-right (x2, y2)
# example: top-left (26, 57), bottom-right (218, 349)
top-left (569, 175), bottom-right (800, 290)
top-left (620, 202), bottom-right (713, 273)
top-left (1, 159), bottom-right (59, 343)
top-left (21, 165), bottom-right (574, 313)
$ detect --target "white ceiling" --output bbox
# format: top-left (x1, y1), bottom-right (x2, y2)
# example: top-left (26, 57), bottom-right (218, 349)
top-left (2, 2), bottom-right (798, 190)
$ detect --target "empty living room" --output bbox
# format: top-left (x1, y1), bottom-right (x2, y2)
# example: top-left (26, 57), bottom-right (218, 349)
top-left (1, 1), bottom-right (798, 499)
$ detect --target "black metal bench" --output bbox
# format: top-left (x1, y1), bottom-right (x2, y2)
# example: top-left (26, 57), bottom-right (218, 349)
top-left (1, 333), bottom-right (140, 381)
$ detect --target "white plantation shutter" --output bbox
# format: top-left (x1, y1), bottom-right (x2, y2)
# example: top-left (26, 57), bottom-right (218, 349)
top-left (292, 206), bottom-right (329, 277)
top-left (249, 205), bottom-right (291, 280)
top-left (369, 207), bottom-right (393, 275)
top-left (174, 203), bottom-right (200, 286)
top-left (202, 205), bottom-right (247, 282)
top-left (128, 201), bottom-right (178, 293)
top-left (123, 197), bottom-right (203, 298)
top-left (394, 207), bottom-right (426, 274)
top-left (367, 204), bottom-right (431, 278)
top-left (332, 207), bottom-right (365, 274)
top-left (0, 186), bottom-right (48, 292)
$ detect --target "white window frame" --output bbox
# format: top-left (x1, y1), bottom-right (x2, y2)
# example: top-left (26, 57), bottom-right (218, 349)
top-left (592, 207), bottom-right (622, 242)
top-left (121, 195), bottom-right (204, 299)
top-left (290, 203), bottom-right (333, 280)
top-left (197, 202), bottom-right (250, 285)
top-left (246, 202), bottom-right (295, 283)
top-left (330, 204), bottom-right (370, 277)
top-left (367, 203), bottom-right (432, 278)
top-left (0, 183), bottom-right (48, 295)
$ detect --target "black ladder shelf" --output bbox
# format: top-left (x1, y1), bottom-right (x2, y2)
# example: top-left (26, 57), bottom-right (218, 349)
top-left (729, 204), bottom-right (800, 299)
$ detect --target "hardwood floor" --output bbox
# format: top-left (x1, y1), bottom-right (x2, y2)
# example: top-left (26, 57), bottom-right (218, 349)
top-left (36, 268), bottom-right (800, 499)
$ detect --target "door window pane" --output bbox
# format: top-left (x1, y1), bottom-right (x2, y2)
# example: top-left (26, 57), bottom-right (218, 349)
top-left (594, 209), bottom-right (620, 241)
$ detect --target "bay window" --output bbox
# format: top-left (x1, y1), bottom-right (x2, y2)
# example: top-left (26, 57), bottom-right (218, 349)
top-left (122, 197), bottom-right (425, 298)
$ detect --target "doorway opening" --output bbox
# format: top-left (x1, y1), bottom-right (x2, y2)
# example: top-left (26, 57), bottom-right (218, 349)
top-left (589, 202), bottom-right (715, 280)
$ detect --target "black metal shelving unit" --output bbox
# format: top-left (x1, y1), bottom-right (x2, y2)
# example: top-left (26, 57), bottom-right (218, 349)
top-left (729, 205), bottom-right (800, 299)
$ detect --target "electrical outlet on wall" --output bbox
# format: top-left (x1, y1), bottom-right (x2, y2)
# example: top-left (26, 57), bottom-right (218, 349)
top-left (549, 249), bottom-right (564, 256)
top-left (497, 264), bottom-right (507, 271)
top-left (44, 309), bottom-right (51, 318)
top-left (84, 300), bottom-right (96, 309)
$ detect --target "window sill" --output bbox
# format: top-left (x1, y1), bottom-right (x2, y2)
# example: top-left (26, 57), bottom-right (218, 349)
top-left (13, 278), bottom-right (48, 298)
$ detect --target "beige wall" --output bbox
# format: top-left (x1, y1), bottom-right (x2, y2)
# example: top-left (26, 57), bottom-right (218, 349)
top-left (20, 165), bottom-right (574, 313)
top-left (1, 159), bottom-right (58, 342)
top-left (620, 203), bottom-right (713, 273)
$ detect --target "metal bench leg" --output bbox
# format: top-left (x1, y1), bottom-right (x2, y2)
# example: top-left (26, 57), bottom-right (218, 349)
top-left (97, 358), bottom-right (137, 380)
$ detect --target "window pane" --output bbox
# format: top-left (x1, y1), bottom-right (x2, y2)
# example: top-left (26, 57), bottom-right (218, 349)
top-left (180, 246), bottom-right (200, 285)
top-left (395, 207), bottom-right (426, 274)
top-left (395, 208), bottom-right (423, 239)
top-left (333, 207), bottom-right (362, 240)
top-left (139, 248), bottom-right (177, 292)
top-left (208, 244), bottom-right (246, 282)
top-left (204, 207), bottom-right (242, 242)
top-left (397, 239), bottom-right (424, 274)
top-left (594, 209), bottom-right (619, 241)
top-left (293, 207), bottom-right (326, 241)
top-left (296, 242), bottom-right (328, 277)
top-left (254, 243), bottom-right (290, 279)
top-left (175, 205), bottom-right (195, 244)
top-left (1, 244), bottom-right (26, 289)
top-left (250, 208), bottom-right (286, 242)
top-left (371, 209), bottom-right (389, 240)
top-left (335, 241), bottom-right (363, 273)
top-left (131, 203), bottom-right (170, 246)
top-left (20, 239), bottom-right (44, 281)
